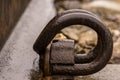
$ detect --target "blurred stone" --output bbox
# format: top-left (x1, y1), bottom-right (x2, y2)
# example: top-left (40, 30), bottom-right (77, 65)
top-left (78, 30), bottom-right (97, 47)
top-left (115, 0), bottom-right (120, 3)
top-left (105, 14), bottom-right (117, 22)
top-left (106, 22), bottom-right (118, 30)
top-left (110, 54), bottom-right (120, 64)
top-left (57, 8), bottom-right (65, 14)
top-left (79, 0), bottom-right (93, 3)
top-left (115, 14), bottom-right (120, 23)
top-left (111, 30), bottom-right (120, 41)
top-left (63, 0), bottom-right (81, 9)
top-left (113, 37), bottom-right (120, 55)
top-left (62, 25), bottom-right (89, 41)
top-left (54, 0), bottom-right (63, 11)
top-left (83, 1), bottom-right (120, 12)
top-left (54, 33), bottom-right (66, 40)
top-left (75, 44), bottom-right (84, 53)
top-left (62, 25), bottom-right (96, 54)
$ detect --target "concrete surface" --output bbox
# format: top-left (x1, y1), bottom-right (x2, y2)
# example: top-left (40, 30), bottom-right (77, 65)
top-left (0, 0), bottom-right (55, 80)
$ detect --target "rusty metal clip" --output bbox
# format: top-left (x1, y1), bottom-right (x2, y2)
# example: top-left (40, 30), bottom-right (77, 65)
top-left (33, 9), bottom-right (113, 76)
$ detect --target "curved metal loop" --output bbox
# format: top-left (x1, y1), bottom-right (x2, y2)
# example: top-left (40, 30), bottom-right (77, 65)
top-left (60, 9), bottom-right (103, 64)
top-left (58, 9), bottom-right (101, 22)
top-left (34, 9), bottom-right (104, 64)
top-left (33, 9), bottom-right (113, 75)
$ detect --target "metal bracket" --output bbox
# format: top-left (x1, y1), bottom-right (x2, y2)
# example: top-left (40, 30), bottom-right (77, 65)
top-left (50, 39), bottom-right (75, 65)
top-left (33, 9), bottom-right (113, 78)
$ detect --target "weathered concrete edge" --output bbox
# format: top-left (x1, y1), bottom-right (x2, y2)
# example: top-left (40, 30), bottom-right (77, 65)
top-left (0, 0), bottom-right (56, 80)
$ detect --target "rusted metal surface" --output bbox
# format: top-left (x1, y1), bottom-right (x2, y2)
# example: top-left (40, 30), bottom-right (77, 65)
top-left (43, 44), bottom-right (51, 76)
top-left (33, 9), bottom-right (113, 76)
top-left (74, 36), bottom-right (102, 64)
top-left (51, 9), bottom-right (102, 64)
top-left (52, 75), bottom-right (74, 80)
top-left (50, 39), bottom-right (111, 76)
top-left (0, 0), bottom-right (30, 50)
top-left (50, 39), bottom-right (75, 65)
